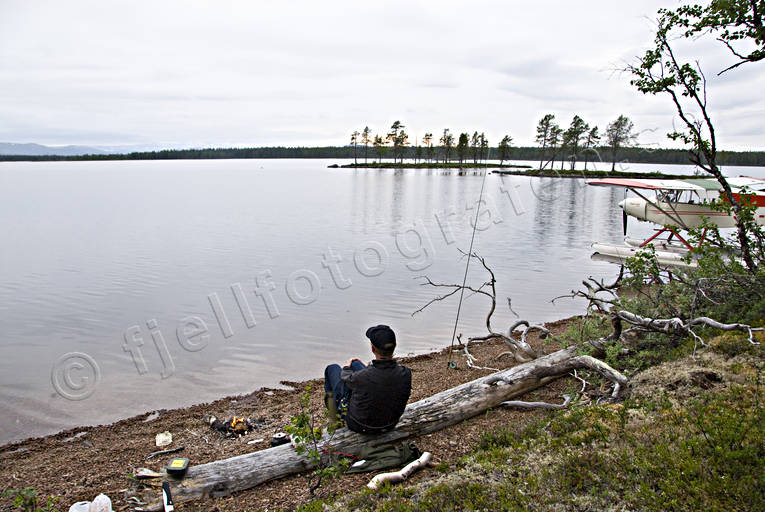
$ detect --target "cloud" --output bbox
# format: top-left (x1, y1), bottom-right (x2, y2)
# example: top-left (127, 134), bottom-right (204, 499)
top-left (0, 0), bottom-right (761, 149)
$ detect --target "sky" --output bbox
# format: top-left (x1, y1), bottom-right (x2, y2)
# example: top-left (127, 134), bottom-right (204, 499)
top-left (0, 0), bottom-right (763, 151)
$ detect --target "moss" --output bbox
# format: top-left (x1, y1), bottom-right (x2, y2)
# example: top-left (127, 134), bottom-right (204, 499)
top-left (709, 331), bottom-right (763, 358)
top-left (294, 499), bottom-right (331, 512)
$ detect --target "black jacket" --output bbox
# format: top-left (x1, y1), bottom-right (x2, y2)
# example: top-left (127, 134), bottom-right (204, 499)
top-left (340, 359), bottom-right (412, 434)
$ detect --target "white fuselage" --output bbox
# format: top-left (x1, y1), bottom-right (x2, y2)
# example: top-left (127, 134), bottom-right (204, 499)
top-left (619, 196), bottom-right (765, 229)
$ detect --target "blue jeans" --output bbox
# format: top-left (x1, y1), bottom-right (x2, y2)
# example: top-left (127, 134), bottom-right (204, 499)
top-left (324, 361), bottom-right (366, 419)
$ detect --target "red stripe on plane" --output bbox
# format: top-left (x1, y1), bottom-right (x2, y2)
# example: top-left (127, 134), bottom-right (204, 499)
top-left (587, 179), bottom-right (663, 189)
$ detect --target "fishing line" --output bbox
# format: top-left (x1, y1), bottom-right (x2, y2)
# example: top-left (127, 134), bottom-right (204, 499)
top-left (447, 163), bottom-right (489, 368)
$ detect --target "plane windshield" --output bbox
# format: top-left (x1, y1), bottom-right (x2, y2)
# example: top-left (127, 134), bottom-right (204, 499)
top-left (658, 190), bottom-right (702, 204)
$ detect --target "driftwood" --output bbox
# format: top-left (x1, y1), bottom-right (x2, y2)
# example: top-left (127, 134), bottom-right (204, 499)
top-left (502, 394), bottom-right (572, 410)
top-left (366, 452), bottom-right (433, 490)
top-left (139, 345), bottom-right (594, 510)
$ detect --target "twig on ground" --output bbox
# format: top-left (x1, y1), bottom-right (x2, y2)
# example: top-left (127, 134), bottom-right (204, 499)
top-left (571, 370), bottom-right (587, 393)
top-left (145, 446), bottom-right (184, 460)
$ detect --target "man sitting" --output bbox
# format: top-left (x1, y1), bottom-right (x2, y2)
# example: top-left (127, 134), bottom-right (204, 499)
top-left (324, 325), bottom-right (412, 434)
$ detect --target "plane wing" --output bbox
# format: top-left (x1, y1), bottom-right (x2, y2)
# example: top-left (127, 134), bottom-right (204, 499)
top-left (587, 176), bottom-right (765, 192)
top-left (587, 178), bottom-right (712, 191)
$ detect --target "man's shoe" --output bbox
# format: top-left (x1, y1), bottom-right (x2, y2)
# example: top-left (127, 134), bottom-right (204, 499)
top-left (324, 391), bottom-right (339, 426)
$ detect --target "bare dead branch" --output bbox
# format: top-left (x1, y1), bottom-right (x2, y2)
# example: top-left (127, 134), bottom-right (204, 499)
top-left (615, 310), bottom-right (761, 346)
top-left (412, 252), bottom-right (498, 332)
top-left (529, 355), bottom-right (629, 400)
top-left (507, 297), bottom-right (520, 318)
top-left (571, 370), bottom-right (587, 393)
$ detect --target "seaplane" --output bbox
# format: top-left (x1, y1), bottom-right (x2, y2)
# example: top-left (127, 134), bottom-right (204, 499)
top-left (587, 176), bottom-right (765, 267)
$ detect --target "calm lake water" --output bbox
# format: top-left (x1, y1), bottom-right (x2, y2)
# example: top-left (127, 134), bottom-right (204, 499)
top-left (2, 158), bottom-right (764, 445)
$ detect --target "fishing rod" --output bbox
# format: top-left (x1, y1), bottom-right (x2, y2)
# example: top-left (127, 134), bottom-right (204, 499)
top-left (446, 157), bottom-right (489, 369)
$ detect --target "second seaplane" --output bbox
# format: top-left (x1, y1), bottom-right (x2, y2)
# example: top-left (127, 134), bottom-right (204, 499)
top-left (587, 176), bottom-right (765, 267)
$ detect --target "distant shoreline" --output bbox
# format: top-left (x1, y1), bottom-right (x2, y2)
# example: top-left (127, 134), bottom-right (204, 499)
top-left (1, 145), bottom-right (764, 166)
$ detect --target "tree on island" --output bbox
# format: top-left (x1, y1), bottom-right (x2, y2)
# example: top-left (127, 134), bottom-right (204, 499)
top-left (548, 124), bottom-right (563, 170)
top-left (440, 129), bottom-right (454, 163)
top-left (562, 115), bottom-right (589, 170)
top-left (423, 133), bottom-right (433, 164)
top-left (373, 134), bottom-right (387, 162)
top-left (470, 131), bottom-right (480, 163)
top-left (479, 133), bottom-right (488, 162)
top-left (350, 130), bottom-right (359, 165)
top-left (582, 126), bottom-right (600, 171)
top-left (498, 135), bottom-right (513, 165)
top-left (361, 126), bottom-right (371, 164)
top-left (535, 114), bottom-right (558, 169)
top-left (605, 115), bottom-right (637, 171)
top-left (457, 133), bottom-right (469, 164)
top-left (387, 120), bottom-right (409, 164)
top-left (627, 0), bottom-right (764, 269)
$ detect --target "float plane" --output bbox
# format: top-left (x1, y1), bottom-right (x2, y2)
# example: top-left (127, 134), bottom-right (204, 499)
top-left (587, 176), bottom-right (765, 267)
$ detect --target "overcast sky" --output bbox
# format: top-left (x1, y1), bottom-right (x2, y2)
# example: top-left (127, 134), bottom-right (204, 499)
top-left (1, 0), bottom-right (763, 150)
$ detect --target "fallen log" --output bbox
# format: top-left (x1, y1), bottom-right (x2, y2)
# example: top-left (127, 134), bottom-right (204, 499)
top-left (139, 345), bottom-right (583, 510)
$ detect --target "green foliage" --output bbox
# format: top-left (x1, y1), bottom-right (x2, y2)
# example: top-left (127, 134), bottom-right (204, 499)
top-left (294, 498), bottom-right (332, 512)
top-left (620, 209), bottom-right (765, 327)
top-left (668, 1), bottom-right (765, 73)
top-left (285, 385), bottom-right (350, 497)
top-left (468, 382), bottom-right (763, 512)
top-left (556, 314), bottom-right (611, 346)
top-left (342, 480), bottom-right (531, 512)
top-left (1, 488), bottom-right (60, 512)
top-left (622, 386), bottom-right (765, 511)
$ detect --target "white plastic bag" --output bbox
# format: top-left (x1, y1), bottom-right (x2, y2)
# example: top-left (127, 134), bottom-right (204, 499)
top-left (88, 493), bottom-right (112, 512)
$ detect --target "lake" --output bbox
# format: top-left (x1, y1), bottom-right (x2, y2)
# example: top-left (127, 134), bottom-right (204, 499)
top-left (1, 158), bottom-right (763, 445)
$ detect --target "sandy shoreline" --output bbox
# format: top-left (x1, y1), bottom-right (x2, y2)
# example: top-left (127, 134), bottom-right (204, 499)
top-left (1, 317), bottom-right (576, 511)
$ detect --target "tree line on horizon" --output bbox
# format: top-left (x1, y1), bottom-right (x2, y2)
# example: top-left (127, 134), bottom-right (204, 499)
top-left (349, 114), bottom-right (643, 171)
top-left (2, 132), bottom-right (764, 168)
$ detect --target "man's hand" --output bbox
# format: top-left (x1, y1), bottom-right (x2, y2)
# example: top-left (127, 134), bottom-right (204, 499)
top-left (344, 357), bottom-right (362, 367)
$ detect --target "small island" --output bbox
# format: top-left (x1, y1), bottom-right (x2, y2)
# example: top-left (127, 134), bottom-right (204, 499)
top-left (329, 162), bottom-right (701, 180)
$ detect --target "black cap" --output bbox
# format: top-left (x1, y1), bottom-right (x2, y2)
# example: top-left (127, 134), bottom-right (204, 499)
top-left (365, 325), bottom-right (396, 351)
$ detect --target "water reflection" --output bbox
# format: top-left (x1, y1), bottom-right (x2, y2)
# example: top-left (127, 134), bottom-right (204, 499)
top-left (1, 159), bottom-right (763, 444)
